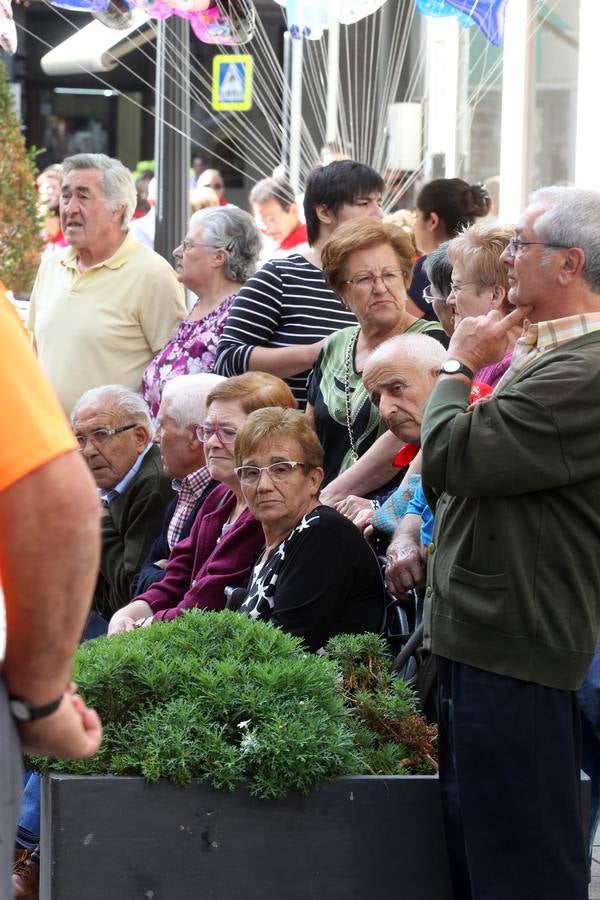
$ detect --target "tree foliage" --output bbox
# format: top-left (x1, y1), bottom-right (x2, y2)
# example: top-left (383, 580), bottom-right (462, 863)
top-left (0, 58), bottom-right (43, 295)
top-left (29, 611), bottom-right (436, 797)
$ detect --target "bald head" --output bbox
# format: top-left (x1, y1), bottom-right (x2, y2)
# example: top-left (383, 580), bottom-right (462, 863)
top-left (363, 334), bottom-right (445, 444)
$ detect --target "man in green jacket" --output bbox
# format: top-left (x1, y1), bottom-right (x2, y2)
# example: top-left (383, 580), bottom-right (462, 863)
top-left (71, 385), bottom-right (174, 619)
top-left (421, 186), bottom-right (600, 900)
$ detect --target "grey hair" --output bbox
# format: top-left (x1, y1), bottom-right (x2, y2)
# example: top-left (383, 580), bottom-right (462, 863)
top-left (160, 373), bottom-right (225, 430)
top-left (62, 154), bottom-right (137, 230)
top-left (188, 206), bottom-right (261, 282)
top-left (530, 186), bottom-right (600, 293)
top-left (423, 241), bottom-right (452, 301)
top-left (71, 384), bottom-right (152, 432)
top-left (364, 333), bottom-right (446, 380)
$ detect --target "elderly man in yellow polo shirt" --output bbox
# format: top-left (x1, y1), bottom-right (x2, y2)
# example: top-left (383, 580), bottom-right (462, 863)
top-left (28, 153), bottom-right (187, 416)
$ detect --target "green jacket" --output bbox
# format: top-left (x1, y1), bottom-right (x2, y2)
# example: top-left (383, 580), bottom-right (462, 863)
top-left (95, 445), bottom-right (174, 618)
top-left (421, 332), bottom-right (600, 690)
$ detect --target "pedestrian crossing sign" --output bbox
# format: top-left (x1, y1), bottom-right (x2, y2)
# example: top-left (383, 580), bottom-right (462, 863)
top-left (212, 54), bottom-right (253, 111)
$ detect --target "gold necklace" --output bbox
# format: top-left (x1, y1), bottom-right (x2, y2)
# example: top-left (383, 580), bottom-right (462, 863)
top-left (343, 330), bottom-right (360, 463)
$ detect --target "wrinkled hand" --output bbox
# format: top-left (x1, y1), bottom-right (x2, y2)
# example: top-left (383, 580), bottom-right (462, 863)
top-left (335, 495), bottom-right (373, 521)
top-left (318, 484), bottom-right (340, 508)
top-left (385, 540), bottom-right (426, 595)
top-left (352, 507), bottom-right (375, 533)
top-left (108, 614), bottom-right (137, 635)
top-left (18, 683), bottom-right (102, 759)
top-left (447, 306), bottom-right (532, 373)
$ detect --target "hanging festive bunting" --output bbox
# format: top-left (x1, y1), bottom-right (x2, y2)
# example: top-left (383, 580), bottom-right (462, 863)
top-left (92, 0), bottom-right (135, 29)
top-left (0, 0), bottom-right (17, 54)
top-left (338, 0), bottom-right (388, 26)
top-left (48, 0), bottom-right (254, 43)
top-left (273, 0), bottom-right (390, 39)
top-left (415, 0), bottom-right (507, 46)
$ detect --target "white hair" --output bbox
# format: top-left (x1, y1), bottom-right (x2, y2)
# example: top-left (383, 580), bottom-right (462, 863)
top-left (530, 185), bottom-right (600, 293)
top-left (364, 333), bottom-right (446, 379)
top-left (71, 384), bottom-right (152, 432)
top-left (159, 374), bottom-right (225, 429)
top-left (62, 154), bottom-right (137, 230)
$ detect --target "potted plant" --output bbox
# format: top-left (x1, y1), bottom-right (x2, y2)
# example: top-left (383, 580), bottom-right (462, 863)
top-left (33, 610), bottom-right (452, 899)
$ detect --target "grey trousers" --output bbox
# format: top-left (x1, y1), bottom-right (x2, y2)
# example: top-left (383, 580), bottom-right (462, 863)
top-left (0, 678), bottom-right (22, 898)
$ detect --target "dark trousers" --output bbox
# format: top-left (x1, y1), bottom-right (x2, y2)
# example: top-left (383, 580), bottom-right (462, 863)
top-left (436, 656), bottom-right (588, 900)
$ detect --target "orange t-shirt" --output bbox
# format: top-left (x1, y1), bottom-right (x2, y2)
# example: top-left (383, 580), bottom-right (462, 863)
top-left (0, 290), bottom-right (77, 493)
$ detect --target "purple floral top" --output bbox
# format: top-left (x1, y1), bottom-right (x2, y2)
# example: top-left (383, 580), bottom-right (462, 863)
top-left (141, 294), bottom-right (235, 419)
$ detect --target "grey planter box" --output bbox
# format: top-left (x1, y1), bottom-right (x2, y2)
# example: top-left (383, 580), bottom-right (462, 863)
top-left (40, 773), bottom-right (453, 899)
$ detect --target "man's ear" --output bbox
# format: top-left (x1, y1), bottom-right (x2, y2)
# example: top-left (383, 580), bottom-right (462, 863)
top-left (557, 247), bottom-right (585, 285)
top-left (489, 284), bottom-right (505, 310)
top-left (188, 423), bottom-right (201, 448)
top-left (315, 203), bottom-right (334, 226)
top-left (133, 424), bottom-right (150, 450)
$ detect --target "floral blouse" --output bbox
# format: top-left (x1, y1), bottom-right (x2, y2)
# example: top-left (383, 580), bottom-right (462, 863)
top-left (141, 294), bottom-right (235, 420)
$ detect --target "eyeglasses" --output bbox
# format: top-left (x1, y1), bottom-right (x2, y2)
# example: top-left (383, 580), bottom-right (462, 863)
top-left (422, 287), bottom-right (442, 304)
top-left (180, 238), bottom-right (216, 253)
top-left (195, 423), bottom-right (239, 444)
top-left (343, 270), bottom-right (406, 291)
top-left (448, 281), bottom-right (482, 295)
top-left (75, 423), bottom-right (136, 450)
top-left (508, 237), bottom-right (570, 256)
top-left (234, 460), bottom-right (305, 485)
top-left (180, 238), bottom-right (235, 253)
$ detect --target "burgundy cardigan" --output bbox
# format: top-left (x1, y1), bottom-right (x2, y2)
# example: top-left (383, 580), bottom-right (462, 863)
top-left (136, 482), bottom-right (263, 621)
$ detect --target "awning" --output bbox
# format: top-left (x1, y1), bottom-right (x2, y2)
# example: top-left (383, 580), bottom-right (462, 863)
top-left (41, 10), bottom-right (155, 76)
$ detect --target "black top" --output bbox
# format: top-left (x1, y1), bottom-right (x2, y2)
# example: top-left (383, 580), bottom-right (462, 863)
top-left (408, 256), bottom-right (438, 322)
top-left (236, 505), bottom-right (385, 651)
top-left (130, 480), bottom-right (218, 597)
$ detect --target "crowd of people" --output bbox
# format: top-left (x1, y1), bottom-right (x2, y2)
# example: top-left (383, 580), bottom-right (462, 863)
top-left (2, 148), bottom-right (600, 900)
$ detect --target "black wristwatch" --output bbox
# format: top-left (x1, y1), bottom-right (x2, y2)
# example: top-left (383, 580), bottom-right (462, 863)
top-left (439, 359), bottom-right (475, 380)
top-left (9, 694), bottom-right (64, 722)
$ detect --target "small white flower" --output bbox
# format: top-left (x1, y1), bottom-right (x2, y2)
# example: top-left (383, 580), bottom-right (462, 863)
top-left (237, 719), bottom-right (251, 730)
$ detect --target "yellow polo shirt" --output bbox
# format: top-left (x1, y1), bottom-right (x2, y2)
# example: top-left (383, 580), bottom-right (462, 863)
top-left (28, 231), bottom-right (186, 415)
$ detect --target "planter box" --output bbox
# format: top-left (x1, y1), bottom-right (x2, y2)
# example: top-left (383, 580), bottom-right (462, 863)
top-left (40, 773), bottom-right (453, 899)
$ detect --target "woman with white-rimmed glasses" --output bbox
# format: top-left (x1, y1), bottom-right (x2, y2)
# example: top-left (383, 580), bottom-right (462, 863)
top-left (231, 407), bottom-right (384, 651)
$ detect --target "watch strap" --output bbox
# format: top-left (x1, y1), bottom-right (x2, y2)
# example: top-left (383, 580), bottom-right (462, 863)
top-left (440, 359), bottom-right (475, 380)
top-left (10, 693), bottom-right (64, 722)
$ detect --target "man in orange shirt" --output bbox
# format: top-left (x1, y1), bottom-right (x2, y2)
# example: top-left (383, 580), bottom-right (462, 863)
top-left (0, 290), bottom-right (103, 898)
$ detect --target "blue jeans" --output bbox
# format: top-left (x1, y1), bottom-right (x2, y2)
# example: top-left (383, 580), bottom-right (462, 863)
top-left (16, 611), bottom-right (107, 848)
top-left (578, 642), bottom-right (600, 855)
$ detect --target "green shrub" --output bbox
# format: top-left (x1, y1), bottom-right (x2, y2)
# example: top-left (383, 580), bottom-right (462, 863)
top-left (0, 59), bottom-right (44, 295)
top-left (30, 611), bottom-right (436, 797)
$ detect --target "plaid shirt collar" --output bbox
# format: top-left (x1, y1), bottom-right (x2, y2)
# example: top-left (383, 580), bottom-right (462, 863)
top-left (172, 465), bottom-right (211, 497)
top-left (496, 312), bottom-right (600, 391)
top-left (168, 466), bottom-right (211, 549)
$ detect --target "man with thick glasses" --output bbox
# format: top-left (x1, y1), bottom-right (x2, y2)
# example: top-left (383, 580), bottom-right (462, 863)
top-left (420, 186), bottom-right (600, 900)
top-left (71, 384), bottom-right (174, 620)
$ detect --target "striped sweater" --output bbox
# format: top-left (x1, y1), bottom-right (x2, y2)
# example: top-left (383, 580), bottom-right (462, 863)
top-left (214, 253), bottom-right (356, 407)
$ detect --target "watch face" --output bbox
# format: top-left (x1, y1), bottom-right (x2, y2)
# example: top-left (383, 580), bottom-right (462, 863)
top-left (10, 699), bottom-right (30, 721)
top-left (443, 360), bottom-right (461, 373)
